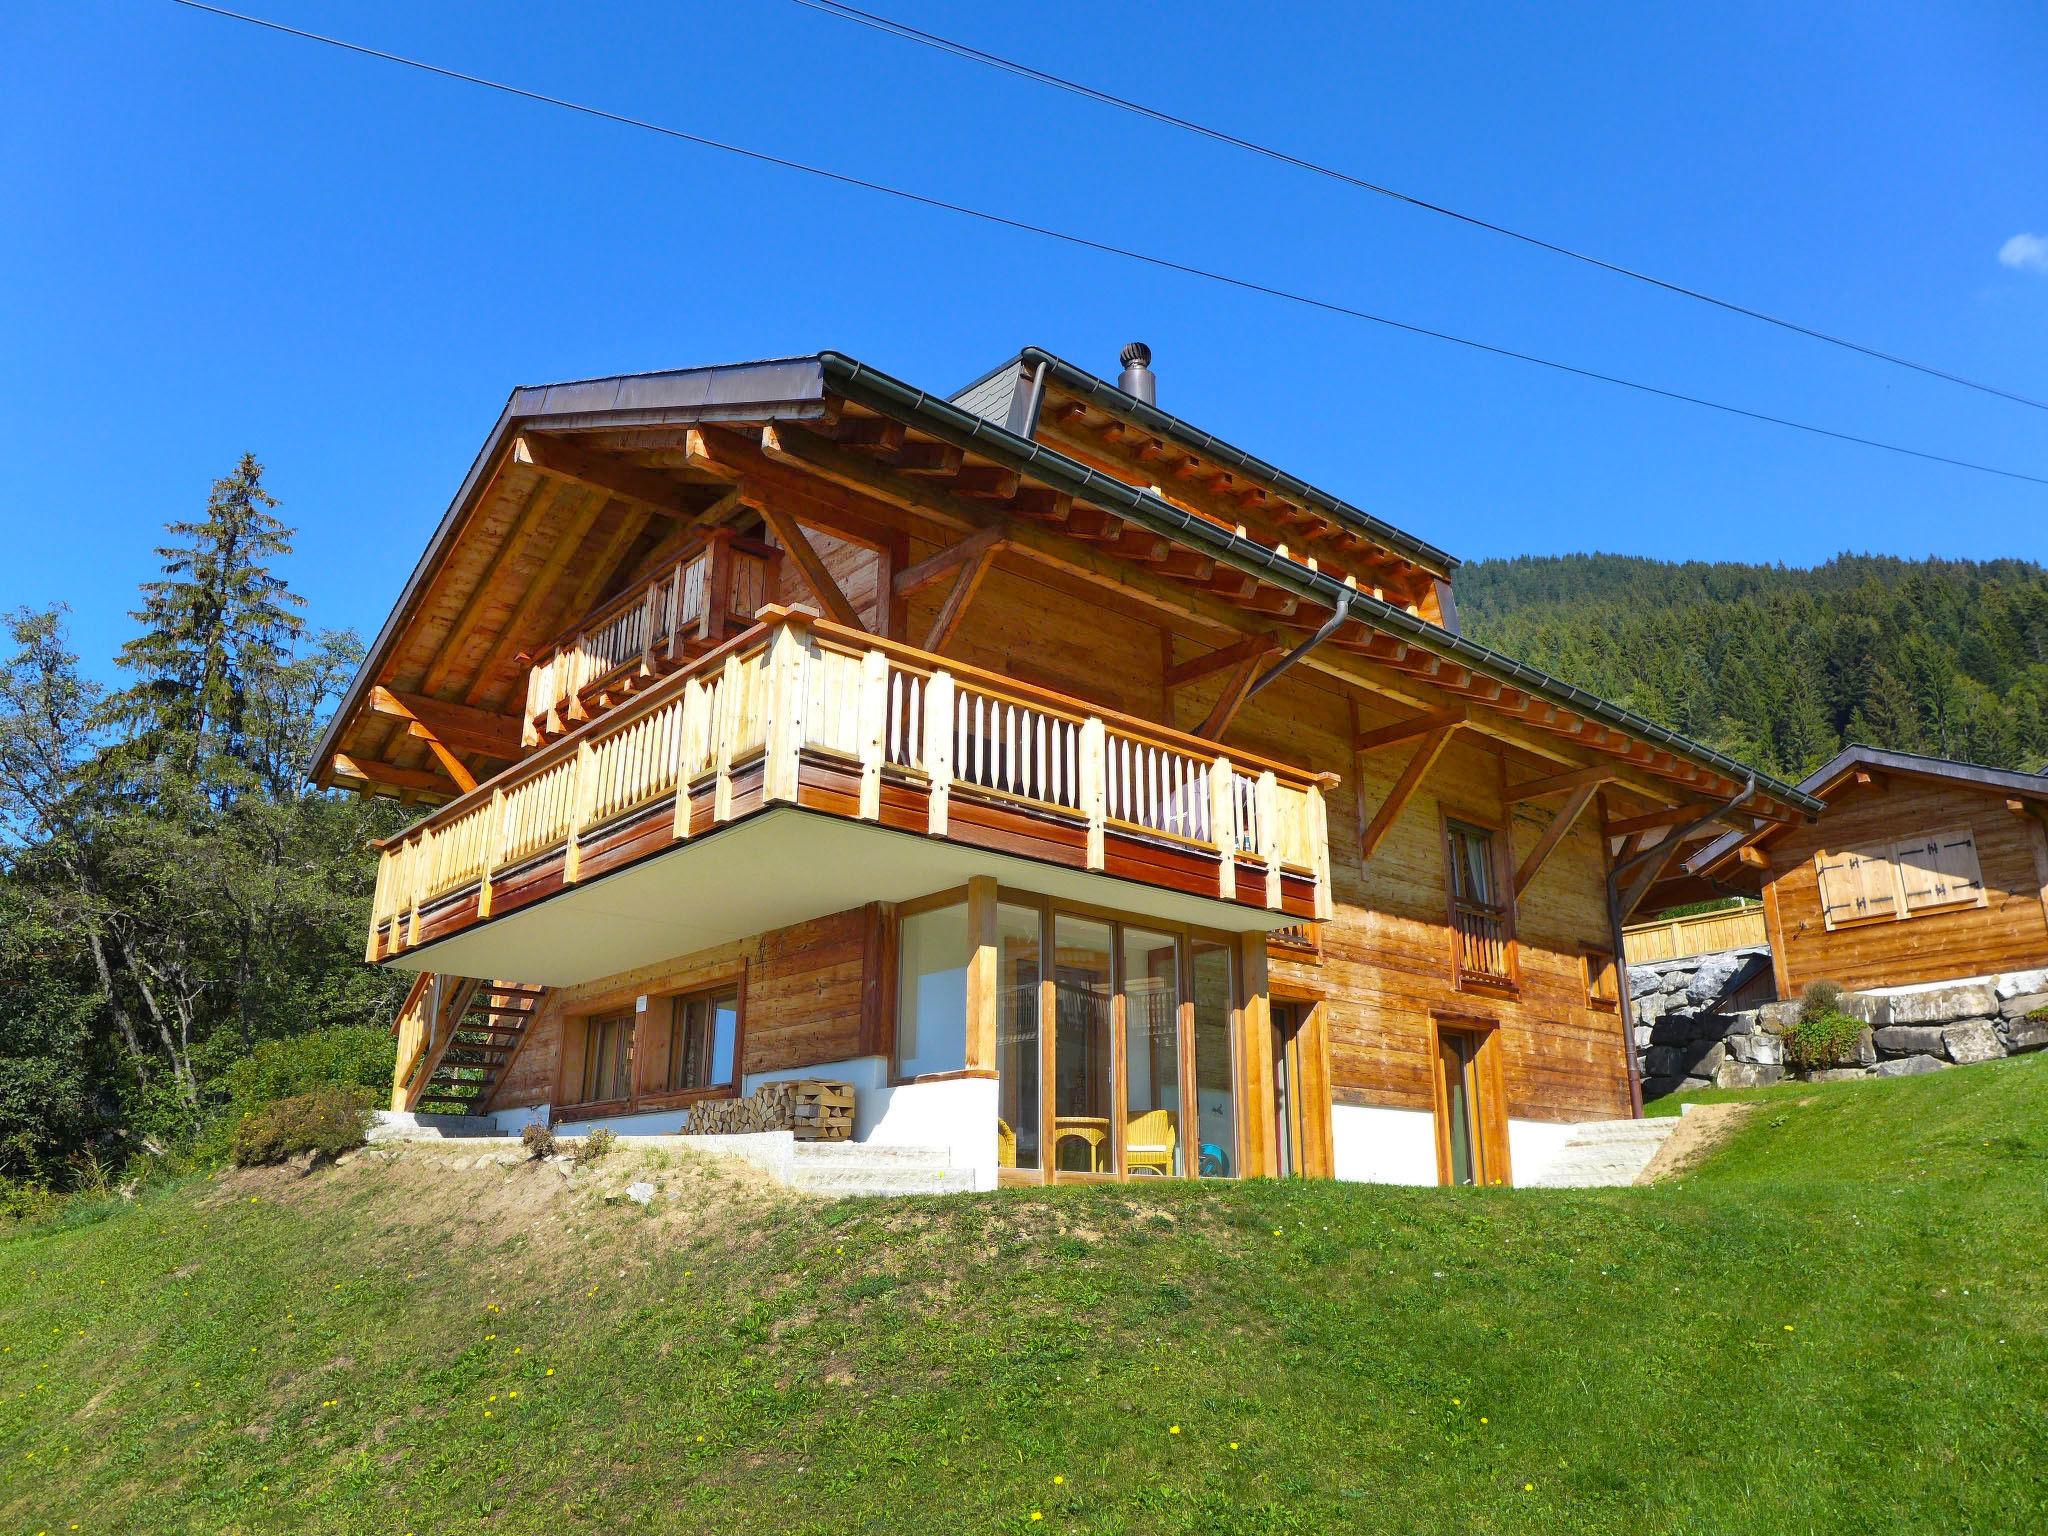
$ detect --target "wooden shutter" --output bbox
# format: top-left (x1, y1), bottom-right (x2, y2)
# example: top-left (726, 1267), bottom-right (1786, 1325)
top-left (1896, 827), bottom-right (1984, 914)
top-left (1816, 845), bottom-right (1899, 929)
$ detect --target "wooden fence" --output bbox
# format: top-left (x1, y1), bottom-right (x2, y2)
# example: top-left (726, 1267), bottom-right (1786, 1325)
top-left (1622, 903), bottom-right (1768, 965)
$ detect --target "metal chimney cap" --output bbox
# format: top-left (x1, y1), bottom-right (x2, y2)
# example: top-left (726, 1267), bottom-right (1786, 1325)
top-left (1117, 342), bottom-right (1156, 404)
top-left (1120, 341), bottom-right (1152, 369)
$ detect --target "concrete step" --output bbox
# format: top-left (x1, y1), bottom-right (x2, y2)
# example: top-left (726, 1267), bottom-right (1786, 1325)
top-left (789, 1142), bottom-right (955, 1170)
top-left (788, 1164), bottom-right (975, 1197)
top-left (1522, 1116), bottom-right (1680, 1188)
top-left (367, 1110), bottom-right (501, 1143)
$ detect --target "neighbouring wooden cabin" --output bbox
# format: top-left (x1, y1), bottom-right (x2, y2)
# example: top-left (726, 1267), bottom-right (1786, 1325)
top-left (314, 344), bottom-right (1817, 1189)
top-left (1684, 746), bottom-right (2048, 997)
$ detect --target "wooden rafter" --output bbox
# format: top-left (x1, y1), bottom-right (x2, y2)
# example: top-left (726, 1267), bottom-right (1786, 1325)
top-left (1195, 646), bottom-right (1272, 740)
top-left (1513, 781), bottom-right (1599, 897)
top-left (1360, 723), bottom-right (1460, 862)
top-left (368, 686), bottom-right (521, 760)
top-left (511, 433), bottom-right (700, 517)
top-left (330, 752), bottom-right (456, 797)
top-left (894, 525), bottom-right (1006, 600)
top-left (416, 478), bottom-right (565, 698)
top-left (1506, 763), bottom-right (1618, 803)
top-left (1354, 705), bottom-right (1467, 754)
top-left (459, 491), bottom-right (615, 710)
top-left (1601, 802), bottom-right (1715, 838)
top-left (921, 539), bottom-right (999, 653)
top-left (1166, 631), bottom-right (1282, 689)
top-left (753, 500), bottom-right (865, 629)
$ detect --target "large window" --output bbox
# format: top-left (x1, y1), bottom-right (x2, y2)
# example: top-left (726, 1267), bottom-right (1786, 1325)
top-left (897, 902), bottom-right (970, 1078)
top-left (579, 1009), bottom-right (634, 1105)
top-left (1052, 915), bottom-right (1116, 1174)
top-left (666, 985), bottom-right (739, 1093)
top-left (995, 902), bottom-right (1044, 1171)
top-left (1122, 928), bottom-right (1184, 1176)
top-left (1191, 940), bottom-right (1237, 1178)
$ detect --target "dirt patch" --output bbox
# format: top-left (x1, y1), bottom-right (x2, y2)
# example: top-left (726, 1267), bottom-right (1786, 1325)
top-left (1636, 1103), bottom-right (1755, 1183)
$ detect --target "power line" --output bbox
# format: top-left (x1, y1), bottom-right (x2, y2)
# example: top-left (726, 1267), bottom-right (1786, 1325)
top-left (793, 0), bottom-right (2048, 415)
top-left (163, 1), bottom-right (2048, 489)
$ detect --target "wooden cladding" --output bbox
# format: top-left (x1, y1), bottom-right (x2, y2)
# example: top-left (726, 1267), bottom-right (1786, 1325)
top-left (1816, 827), bottom-right (1986, 931)
top-left (366, 607), bottom-right (1334, 963)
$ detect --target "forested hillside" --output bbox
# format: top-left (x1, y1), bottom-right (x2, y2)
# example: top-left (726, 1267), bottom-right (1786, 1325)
top-left (1457, 554), bottom-right (2048, 781)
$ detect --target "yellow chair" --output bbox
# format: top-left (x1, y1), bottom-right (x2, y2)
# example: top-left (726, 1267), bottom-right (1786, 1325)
top-left (1124, 1109), bottom-right (1178, 1176)
top-left (997, 1118), bottom-right (1016, 1169)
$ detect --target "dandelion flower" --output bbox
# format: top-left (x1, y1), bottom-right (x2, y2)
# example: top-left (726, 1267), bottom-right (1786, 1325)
top-left (1783, 1325), bottom-right (1795, 1333)
top-left (545, 1368), bottom-right (555, 1377)
top-left (509, 1390), bottom-right (519, 1399)
top-left (1030, 1514), bottom-right (1043, 1523)
top-left (1523, 1482), bottom-right (1534, 1492)
top-left (1168, 1425), bottom-right (1180, 1436)
top-left (485, 1334), bottom-right (496, 1341)
top-left (1229, 1442), bottom-right (1239, 1451)
top-left (1480, 1417), bottom-right (1489, 1425)
top-left (1052, 1474), bottom-right (1065, 1485)
top-left (695, 1434), bottom-right (705, 1443)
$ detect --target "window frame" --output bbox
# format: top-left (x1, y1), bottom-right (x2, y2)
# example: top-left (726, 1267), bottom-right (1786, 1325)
top-left (1815, 826), bottom-right (1989, 932)
top-left (555, 968), bottom-right (748, 1119)
top-left (1580, 945), bottom-right (1620, 1013)
top-left (659, 981), bottom-right (745, 1099)
top-left (1440, 807), bottom-right (1520, 995)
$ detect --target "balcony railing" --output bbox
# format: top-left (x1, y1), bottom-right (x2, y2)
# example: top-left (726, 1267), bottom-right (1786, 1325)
top-left (1451, 897), bottom-right (1515, 989)
top-left (521, 531), bottom-right (777, 745)
top-left (369, 607), bottom-right (1335, 962)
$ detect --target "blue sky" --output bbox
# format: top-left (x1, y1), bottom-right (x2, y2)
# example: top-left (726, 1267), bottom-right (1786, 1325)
top-left (3, 1), bottom-right (2044, 678)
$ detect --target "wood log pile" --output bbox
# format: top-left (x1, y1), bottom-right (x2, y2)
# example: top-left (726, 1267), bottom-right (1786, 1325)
top-left (685, 1079), bottom-right (854, 1141)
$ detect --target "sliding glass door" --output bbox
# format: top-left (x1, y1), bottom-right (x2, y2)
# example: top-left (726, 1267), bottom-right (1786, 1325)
top-left (1052, 915), bottom-right (1115, 1175)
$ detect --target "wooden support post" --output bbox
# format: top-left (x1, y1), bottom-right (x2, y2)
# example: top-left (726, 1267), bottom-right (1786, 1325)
top-left (367, 847), bottom-right (392, 962)
top-left (477, 787), bottom-right (505, 920)
top-left (762, 615), bottom-right (811, 805)
top-left (1236, 931), bottom-right (1274, 1179)
top-left (1209, 756), bottom-right (1235, 898)
top-left (406, 831), bottom-right (427, 949)
top-left (857, 647), bottom-right (889, 821)
top-left (675, 675), bottom-right (707, 840)
top-left (965, 875), bottom-right (999, 1073)
top-left (924, 670), bottom-right (955, 837)
top-left (713, 652), bottom-right (743, 824)
top-left (1307, 782), bottom-right (1334, 920)
top-left (1257, 770), bottom-right (1282, 910)
top-left (701, 528), bottom-right (735, 645)
top-left (564, 740), bottom-right (593, 884)
top-left (1081, 716), bottom-right (1107, 871)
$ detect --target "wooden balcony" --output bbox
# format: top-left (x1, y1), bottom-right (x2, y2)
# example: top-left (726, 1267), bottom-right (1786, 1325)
top-left (1451, 897), bottom-right (1516, 990)
top-left (521, 530), bottom-right (779, 746)
top-left (368, 607), bottom-right (1334, 985)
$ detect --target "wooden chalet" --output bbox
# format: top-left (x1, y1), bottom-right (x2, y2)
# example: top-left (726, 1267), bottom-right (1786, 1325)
top-left (315, 344), bottom-right (1819, 1189)
top-left (1683, 745), bottom-right (2048, 997)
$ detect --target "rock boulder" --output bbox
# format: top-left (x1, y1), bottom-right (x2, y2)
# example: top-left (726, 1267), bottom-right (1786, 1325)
top-left (1879, 983), bottom-right (1999, 1027)
top-left (1873, 1054), bottom-right (1948, 1078)
top-left (1871, 1024), bottom-right (1947, 1057)
top-left (1942, 1020), bottom-right (2006, 1065)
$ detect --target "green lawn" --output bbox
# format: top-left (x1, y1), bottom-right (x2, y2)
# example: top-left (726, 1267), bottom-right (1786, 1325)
top-left (5, 1057), bottom-right (2046, 1535)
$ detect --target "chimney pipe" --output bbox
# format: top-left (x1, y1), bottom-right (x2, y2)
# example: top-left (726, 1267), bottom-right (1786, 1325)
top-left (1117, 342), bottom-right (1156, 406)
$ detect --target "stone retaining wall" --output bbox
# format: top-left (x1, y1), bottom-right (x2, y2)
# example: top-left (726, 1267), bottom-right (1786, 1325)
top-left (1630, 950), bottom-right (2048, 1098)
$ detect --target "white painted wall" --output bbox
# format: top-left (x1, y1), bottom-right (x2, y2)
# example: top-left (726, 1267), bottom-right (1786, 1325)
top-left (863, 1076), bottom-right (1000, 1191)
top-left (490, 1103), bottom-right (551, 1136)
top-left (1506, 1119), bottom-right (1577, 1186)
top-left (1331, 1103), bottom-right (1438, 1186)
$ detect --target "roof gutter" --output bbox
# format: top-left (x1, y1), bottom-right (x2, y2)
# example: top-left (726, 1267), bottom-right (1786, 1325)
top-left (818, 351), bottom-right (1820, 816)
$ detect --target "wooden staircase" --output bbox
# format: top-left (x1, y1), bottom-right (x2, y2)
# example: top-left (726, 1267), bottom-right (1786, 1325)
top-left (390, 974), bottom-right (547, 1116)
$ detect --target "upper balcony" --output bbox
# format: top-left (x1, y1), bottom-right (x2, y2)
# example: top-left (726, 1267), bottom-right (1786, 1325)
top-left (520, 530), bottom-right (780, 746)
top-left (368, 607), bottom-right (1334, 987)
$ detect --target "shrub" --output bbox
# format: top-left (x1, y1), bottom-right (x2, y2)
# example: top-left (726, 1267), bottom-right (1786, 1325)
top-left (230, 1087), bottom-right (376, 1168)
top-left (579, 1126), bottom-right (618, 1163)
top-left (1800, 979), bottom-right (1845, 1023)
top-left (1784, 1011), bottom-right (1866, 1072)
top-left (521, 1123), bottom-right (558, 1160)
top-left (221, 1025), bottom-right (397, 1110)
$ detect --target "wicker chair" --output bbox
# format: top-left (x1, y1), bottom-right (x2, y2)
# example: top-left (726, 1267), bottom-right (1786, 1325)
top-left (1124, 1108), bottom-right (1179, 1176)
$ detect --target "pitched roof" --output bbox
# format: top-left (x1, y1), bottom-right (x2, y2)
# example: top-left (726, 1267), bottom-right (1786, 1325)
top-left (1688, 744), bottom-right (2048, 874)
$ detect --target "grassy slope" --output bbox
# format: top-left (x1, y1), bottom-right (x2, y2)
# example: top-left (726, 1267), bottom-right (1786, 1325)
top-left (4, 1060), bottom-right (2046, 1536)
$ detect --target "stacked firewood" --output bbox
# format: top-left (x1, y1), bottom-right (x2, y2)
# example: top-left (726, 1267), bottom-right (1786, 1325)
top-left (686, 1079), bottom-right (854, 1141)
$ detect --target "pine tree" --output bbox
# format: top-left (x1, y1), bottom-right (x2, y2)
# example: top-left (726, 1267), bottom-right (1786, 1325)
top-left (102, 453), bottom-right (303, 783)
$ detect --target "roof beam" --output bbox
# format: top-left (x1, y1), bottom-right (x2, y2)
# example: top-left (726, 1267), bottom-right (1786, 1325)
top-left (1354, 705), bottom-right (1468, 753)
top-left (1602, 802), bottom-right (1716, 838)
top-left (1194, 645), bottom-right (1272, 741)
top-left (329, 752), bottom-right (457, 799)
top-left (511, 433), bottom-right (701, 517)
top-left (368, 686), bottom-right (521, 760)
top-left (416, 478), bottom-right (565, 699)
top-left (750, 499), bottom-right (865, 630)
top-left (1506, 763), bottom-right (1619, 803)
top-left (1513, 781), bottom-right (1599, 897)
top-left (1167, 632), bottom-right (1283, 689)
top-left (894, 526), bottom-right (1008, 601)
top-left (1360, 724), bottom-right (1460, 862)
top-left (458, 491), bottom-right (614, 712)
top-left (920, 538), bottom-right (999, 654)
